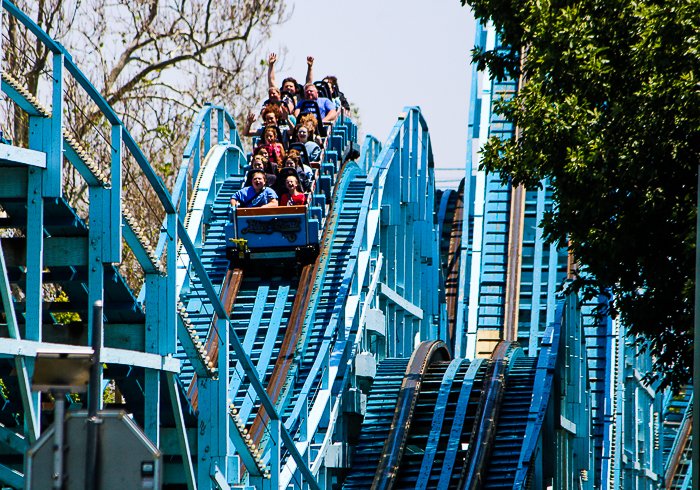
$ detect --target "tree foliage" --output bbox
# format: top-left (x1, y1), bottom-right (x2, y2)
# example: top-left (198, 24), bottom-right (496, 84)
top-left (462, 0), bottom-right (700, 388)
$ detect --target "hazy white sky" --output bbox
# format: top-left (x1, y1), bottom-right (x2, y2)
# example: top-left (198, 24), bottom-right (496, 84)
top-left (266, 0), bottom-right (476, 189)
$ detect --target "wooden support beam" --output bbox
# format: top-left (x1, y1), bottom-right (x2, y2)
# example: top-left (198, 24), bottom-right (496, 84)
top-left (0, 463), bottom-right (23, 489)
top-left (0, 323), bottom-right (144, 351)
top-left (378, 282), bottom-right (423, 320)
top-left (0, 338), bottom-right (180, 372)
top-left (0, 143), bottom-right (46, 168)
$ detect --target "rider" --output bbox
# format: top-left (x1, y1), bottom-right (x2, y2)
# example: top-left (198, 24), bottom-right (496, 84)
top-left (230, 170), bottom-right (278, 208)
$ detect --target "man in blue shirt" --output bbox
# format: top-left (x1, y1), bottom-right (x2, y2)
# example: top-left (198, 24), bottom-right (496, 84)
top-left (294, 84), bottom-right (337, 123)
top-left (230, 170), bottom-right (278, 208)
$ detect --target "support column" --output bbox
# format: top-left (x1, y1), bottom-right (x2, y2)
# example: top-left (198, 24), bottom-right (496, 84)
top-left (25, 162), bottom-right (43, 426)
top-left (87, 183), bottom-right (105, 413)
top-left (216, 318), bottom-right (230, 482)
top-left (269, 418), bottom-right (280, 490)
top-left (197, 318), bottom-right (230, 488)
top-left (144, 273), bottom-right (162, 447)
top-left (167, 372), bottom-right (197, 490)
top-left (107, 125), bottom-right (122, 262)
top-left (167, 212), bottom-right (177, 354)
top-left (0, 239), bottom-right (38, 442)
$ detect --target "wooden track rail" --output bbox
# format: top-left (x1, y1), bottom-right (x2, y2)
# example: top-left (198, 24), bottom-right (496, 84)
top-left (444, 181), bottom-right (465, 355)
top-left (187, 267), bottom-right (244, 410)
top-left (459, 341), bottom-right (512, 490)
top-left (248, 263), bottom-right (314, 444)
top-left (371, 341), bottom-right (450, 490)
top-left (665, 411), bottom-right (692, 488)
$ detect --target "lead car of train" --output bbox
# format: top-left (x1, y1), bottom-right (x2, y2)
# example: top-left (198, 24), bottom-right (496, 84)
top-left (224, 201), bottom-right (320, 265)
top-left (224, 81), bottom-right (360, 267)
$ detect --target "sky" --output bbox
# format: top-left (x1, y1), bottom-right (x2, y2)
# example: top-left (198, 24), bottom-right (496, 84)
top-left (266, 0), bottom-right (477, 189)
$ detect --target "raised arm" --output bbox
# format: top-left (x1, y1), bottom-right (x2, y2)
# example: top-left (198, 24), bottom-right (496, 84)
top-left (242, 112), bottom-right (257, 137)
top-left (305, 56), bottom-right (314, 85)
top-left (268, 53), bottom-right (278, 89)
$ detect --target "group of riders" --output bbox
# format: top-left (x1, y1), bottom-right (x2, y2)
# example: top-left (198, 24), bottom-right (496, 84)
top-left (231, 55), bottom-right (349, 210)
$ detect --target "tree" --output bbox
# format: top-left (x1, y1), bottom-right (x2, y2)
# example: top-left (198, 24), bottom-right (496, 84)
top-left (462, 0), bottom-right (700, 388)
top-left (3, 0), bottom-right (287, 291)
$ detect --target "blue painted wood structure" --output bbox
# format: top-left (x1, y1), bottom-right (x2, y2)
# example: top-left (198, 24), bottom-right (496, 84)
top-left (461, 24), bottom-right (570, 362)
top-left (0, 3), bottom-right (442, 488)
top-left (454, 18), bottom-right (669, 490)
top-left (0, 3), bottom-right (683, 490)
top-left (341, 292), bottom-right (595, 490)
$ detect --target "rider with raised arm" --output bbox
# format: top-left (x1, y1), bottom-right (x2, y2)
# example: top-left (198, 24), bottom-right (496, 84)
top-left (294, 84), bottom-right (337, 123)
top-left (268, 53), bottom-right (305, 104)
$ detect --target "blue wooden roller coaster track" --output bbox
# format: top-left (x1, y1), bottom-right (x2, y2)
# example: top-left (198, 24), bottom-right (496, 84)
top-left (0, 3), bottom-right (690, 490)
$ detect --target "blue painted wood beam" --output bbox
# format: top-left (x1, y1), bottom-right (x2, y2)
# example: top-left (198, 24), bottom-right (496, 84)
top-left (415, 359), bottom-right (465, 490)
top-left (238, 282), bottom-right (290, 423)
top-left (43, 52), bottom-right (63, 198)
top-left (437, 359), bottom-right (484, 490)
top-left (1, 236), bottom-right (87, 267)
top-left (122, 217), bottom-right (161, 274)
top-left (0, 462), bottom-right (23, 489)
top-left (24, 162), bottom-right (43, 428)
top-left (0, 79), bottom-right (45, 116)
top-left (0, 338), bottom-right (180, 372)
top-left (177, 315), bottom-right (211, 378)
top-left (1, 236), bottom-right (37, 446)
top-left (0, 422), bottom-right (26, 454)
top-left (378, 282), bottom-right (423, 320)
top-left (175, 219), bottom-right (321, 490)
top-left (106, 124), bottom-right (122, 262)
top-left (0, 144), bottom-right (46, 168)
top-left (62, 140), bottom-right (103, 186)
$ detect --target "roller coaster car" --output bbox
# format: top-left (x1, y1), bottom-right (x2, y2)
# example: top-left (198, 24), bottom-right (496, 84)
top-left (225, 205), bottom-right (320, 265)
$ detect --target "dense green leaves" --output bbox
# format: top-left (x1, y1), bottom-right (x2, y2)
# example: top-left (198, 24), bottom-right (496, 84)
top-left (464, 0), bottom-right (700, 388)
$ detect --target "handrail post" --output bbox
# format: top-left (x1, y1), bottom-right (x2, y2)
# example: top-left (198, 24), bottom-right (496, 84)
top-left (109, 125), bottom-right (122, 261)
top-left (204, 103), bottom-right (212, 157)
top-left (217, 109), bottom-right (224, 144)
top-left (167, 212), bottom-right (177, 353)
top-left (45, 51), bottom-right (63, 197)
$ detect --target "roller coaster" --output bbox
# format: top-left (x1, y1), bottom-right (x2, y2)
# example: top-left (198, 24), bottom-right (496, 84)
top-left (0, 3), bottom-right (692, 490)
